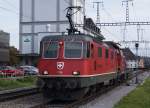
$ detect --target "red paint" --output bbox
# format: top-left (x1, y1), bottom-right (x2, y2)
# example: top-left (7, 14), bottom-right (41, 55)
top-left (38, 38), bottom-right (126, 77)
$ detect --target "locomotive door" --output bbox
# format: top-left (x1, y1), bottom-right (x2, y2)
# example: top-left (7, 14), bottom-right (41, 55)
top-left (116, 50), bottom-right (121, 72)
top-left (105, 49), bottom-right (109, 69)
top-left (91, 44), bottom-right (97, 73)
top-left (115, 51), bottom-right (118, 70)
top-left (91, 44), bottom-right (96, 73)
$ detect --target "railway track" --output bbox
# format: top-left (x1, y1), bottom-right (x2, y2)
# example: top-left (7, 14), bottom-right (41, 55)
top-left (0, 86), bottom-right (40, 102)
top-left (30, 84), bottom-right (121, 108)
top-left (0, 76), bottom-right (37, 80)
top-left (31, 70), bottom-right (145, 108)
top-left (65, 70), bottom-right (146, 108)
top-left (0, 70), bottom-right (146, 108)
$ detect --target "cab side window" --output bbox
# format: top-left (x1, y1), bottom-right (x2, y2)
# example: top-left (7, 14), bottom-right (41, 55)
top-left (87, 42), bottom-right (91, 58)
top-left (105, 49), bottom-right (109, 58)
top-left (98, 47), bottom-right (102, 58)
top-left (91, 44), bottom-right (94, 57)
top-left (111, 51), bottom-right (114, 59)
top-left (83, 42), bottom-right (90, 58)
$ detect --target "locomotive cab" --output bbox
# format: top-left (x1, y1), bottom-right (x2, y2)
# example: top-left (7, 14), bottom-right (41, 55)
top-left (39, 36), bottom-right (92, 77)
top-left (37, 34), bottom-right (98, 100)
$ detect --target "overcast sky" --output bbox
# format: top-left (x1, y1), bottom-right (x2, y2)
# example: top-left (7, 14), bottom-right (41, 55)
top-left (0, 0), bottom-right (19, 48)
top-left (0, 0), bottom-right (150, 56)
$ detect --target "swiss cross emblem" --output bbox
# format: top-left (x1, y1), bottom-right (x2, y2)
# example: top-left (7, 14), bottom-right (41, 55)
top-left (57, 62), bottom-right (64, 70)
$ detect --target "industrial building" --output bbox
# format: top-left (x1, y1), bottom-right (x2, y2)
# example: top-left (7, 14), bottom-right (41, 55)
top-left (19, 0), bottom-right (87, 65)
top-left (0, 30), bottom-right (10, 65)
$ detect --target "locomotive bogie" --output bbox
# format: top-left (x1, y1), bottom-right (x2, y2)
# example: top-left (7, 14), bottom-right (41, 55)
top-left (38, 72), bottom-right (117, 90)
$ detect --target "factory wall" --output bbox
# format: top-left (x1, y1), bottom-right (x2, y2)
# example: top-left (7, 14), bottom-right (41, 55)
top-left (20, 0), bottom-right (85, 54)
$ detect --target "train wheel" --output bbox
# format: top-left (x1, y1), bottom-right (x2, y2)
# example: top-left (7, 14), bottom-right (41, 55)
top-left (42, 87), bottom-right (89, 101)
top-left (42, 87), bottom-right (52, 99)
top-left (109, 79), bottom-right (116, 86)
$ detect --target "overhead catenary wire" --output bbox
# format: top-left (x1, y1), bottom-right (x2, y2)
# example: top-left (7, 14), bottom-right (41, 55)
top-left (102, 26), bottom-right (121, 41)
top-left (1, 0), bottom-right (18, 10)
top-left (63, 0), bottom-right (70, 5)
top-left (0, 5), bottom-right (32, 20)
top-left (132, 3), bottom-right (137, 21)
top-left (62, 0), bottom-right (117, 39)
top-left (102, 8), bottom-right (118, 23)
top-left (0, 6), bottom-right (19, 14)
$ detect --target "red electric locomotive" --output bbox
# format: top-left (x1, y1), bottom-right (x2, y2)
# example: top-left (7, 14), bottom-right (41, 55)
top-left (37, 34), bottom-right (126, 100)
top-left (37, 7), bottom-right (126, 100)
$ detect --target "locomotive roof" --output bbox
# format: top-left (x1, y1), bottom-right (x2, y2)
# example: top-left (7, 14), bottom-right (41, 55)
top-left (41, 34), bottom-right (103, 42)
top-left (105, 41), bottom-right (120, 49)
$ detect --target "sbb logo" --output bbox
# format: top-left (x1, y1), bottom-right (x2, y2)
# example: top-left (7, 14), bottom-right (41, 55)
top-left (57, 62), bottom-right (64, 70)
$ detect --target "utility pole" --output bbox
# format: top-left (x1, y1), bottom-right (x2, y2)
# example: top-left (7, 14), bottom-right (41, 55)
top-left (122, 0), bottom-right (133, 41)
top-left (122, 0), bottom-right (134, 22)
top-left (135, 40), bottom-right (139, 84)
top-left (93, 1), bottom-right (104, 24)
top-left (137, 25), bottom-right (140, 42)
top-left (135, 25), bottom-right (140, 57)
top-left (135, 25), bottom-right (140, 84)
top-left (122, 25), bottom-right (127, 42)
top-left (141, 29), bottom-right (144, 41)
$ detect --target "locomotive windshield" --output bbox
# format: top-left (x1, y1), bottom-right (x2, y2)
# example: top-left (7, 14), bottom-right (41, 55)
top-left (65, 42), bottom-right (82, 58)
top-left (42, 41), bottom-right (89, 59)
top-left (43, 42), bottom-right (58, 58)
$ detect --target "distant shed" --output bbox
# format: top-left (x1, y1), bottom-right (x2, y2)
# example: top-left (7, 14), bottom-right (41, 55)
top-left (122, 48), bottom-right (138, 69)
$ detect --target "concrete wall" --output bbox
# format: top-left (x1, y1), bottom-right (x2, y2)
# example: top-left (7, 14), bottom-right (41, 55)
top-left (20, 0), bottom-right (85, 54)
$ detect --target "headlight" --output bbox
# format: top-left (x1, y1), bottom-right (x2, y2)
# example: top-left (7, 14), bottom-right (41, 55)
top-left (0, 72), bottom-right (3, 75)
top-left (72, 71), bottom-right (80, 75)
top-left (43, 70), bottom-right (48, 75)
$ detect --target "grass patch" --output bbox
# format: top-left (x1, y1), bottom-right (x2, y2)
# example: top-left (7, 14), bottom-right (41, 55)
top-left (0, 76), bottom-right (37, 91)
top-left (114, 78), bottom-right (150, 108)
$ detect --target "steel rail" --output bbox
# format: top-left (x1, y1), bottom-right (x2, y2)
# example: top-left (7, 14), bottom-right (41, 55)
top-left (29, 70), bottom-right (144, 108)
top-left (64, 70), bottom-right (143, 108)
top-left (0, 86), bottom-right (39, 102)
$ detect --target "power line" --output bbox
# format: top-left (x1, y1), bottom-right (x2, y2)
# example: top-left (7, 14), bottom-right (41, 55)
top-left (0, 6), bottom-right (18, 15)
top-left (1, 0), bottom-right (18, 10)
top-left (102, 27), bottom-right (120, 40)
top-left (63, 0), bottom-right (70, 5)
top-left (0, 5), bottom-right (32, 20)
top-left (132, 3), bottom-right (137, 21)
top-left (122, 25), bottom-right (127, 41)
top-left (102, 8), bottom-right (117, 22)
top-left (141, 28), bottom-right (144, 41)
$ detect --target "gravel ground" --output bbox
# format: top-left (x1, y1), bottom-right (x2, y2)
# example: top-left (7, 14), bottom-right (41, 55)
top-left (79, 71), bottom-right (150, 108)
top-left (0, 93), bottom-right (44, 108)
